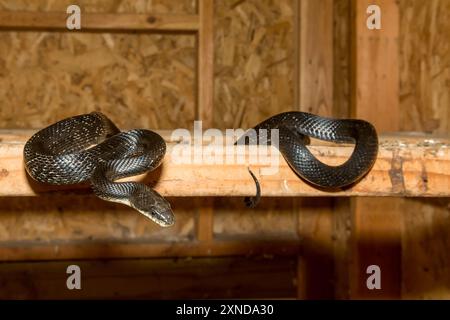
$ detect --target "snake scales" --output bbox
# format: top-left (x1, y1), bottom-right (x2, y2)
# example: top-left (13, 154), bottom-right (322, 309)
top-left (24, 112), bottom-right (174, 227)
top-left (236, 111), bottom-right (378, 205)
top-left (24, 111), bottom-right (378, 226)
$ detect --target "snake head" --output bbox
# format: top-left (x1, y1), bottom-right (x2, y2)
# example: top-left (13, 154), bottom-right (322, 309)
top-left (131, 189), bottom-right (175, 227)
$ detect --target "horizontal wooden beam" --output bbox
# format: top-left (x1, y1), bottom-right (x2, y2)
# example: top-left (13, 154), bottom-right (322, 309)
top-left (0, 257), bottom-right (297, 299)
top-left (0, 11), bottom-right (199, 31)
top-left (0, 240), bottom-right (301, 262)
top-left (0, 130), bottom-right (449, 197)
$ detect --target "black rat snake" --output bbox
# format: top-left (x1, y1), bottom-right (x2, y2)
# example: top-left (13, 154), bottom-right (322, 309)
top-left (23, 112), bottom-right (174, 227)
top-left (236, 111), bottom-right (378, 206)
top-left (24, 111), bottom-right (378, 225)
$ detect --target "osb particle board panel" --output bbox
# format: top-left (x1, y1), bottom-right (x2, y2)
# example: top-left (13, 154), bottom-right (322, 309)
top-left (0, 196), bottom-right (194, 243)
top-left (399, 0), bottom-right (450, 134)
top-left (0, 32), bottom-right (195, 129)
top-left (0, 0), bottom-right (195, 14)
top-left (213, 198), bottom-right (298, 240)
top-left (214, 0), bottom-right (295, 129)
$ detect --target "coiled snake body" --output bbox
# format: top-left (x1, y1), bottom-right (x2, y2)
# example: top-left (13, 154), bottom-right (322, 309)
top-left (24, 112), bottom-right (174, 227)
top-left (24, 111), bottom-right (378, 223)
top-left (236, 111), bottom-right (378, 193)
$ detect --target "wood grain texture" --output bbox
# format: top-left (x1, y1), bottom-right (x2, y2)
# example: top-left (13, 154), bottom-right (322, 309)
top-left (0, 131), bottom-right (448, 198)
top-left (0, 11), bottom-right (199, 31)
top-left (401, 198), bottom-right (450, 299)
top-left (0, 0), bottom-right (196, 14)
top-left (351, 0), bottom-right (402, 299)
top-left (333, 0), bottom-right (351, 118)
top-left (0, 31), bottom-right (196, 130)
top-left (332, 0), bottom-right (353, 300)
top-left (197, 198), bottom-right (214, 242)
top-left (0, 1), bottom-right (448, 300)
top-left (196, 0), bottom-right (215, 244)
top-left (399, 0), bottom-right (450, 135)
top-left (0, 240), bottom-right (301, 262)
top-left (297, 198), bottom-right (335, 299)
top-left (212, 1), bottom-right (297, 298)
top-left (213, 0), bottom-right (295, 129)
top-left (398, 0), bottom-right (450, 299)
top-left (352, 197), bottom-right (403, 298)
top-left (0, 195), bottom-right (195, 243)
top-left (351, 0), bottom-right (400, 131)
top-left (197, 0), bottom-right (214, 126)
top-left (332, 197), bottom-right (352, 299)
top-left (295, 0), bottom-right (335, 299)
top-left (298, 0), bottom-right (334, 116)
top-left (0, 257), bottom-right (297, 299)
top-left (213, 197), bottom-right (299, 239)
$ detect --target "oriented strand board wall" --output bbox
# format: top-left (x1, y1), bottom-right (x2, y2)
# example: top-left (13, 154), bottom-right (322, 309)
top-left (0, 0), bottom-right (196, 129)
top-left (214, 0), bottom-right (295, 129)
top-left (0, 0), bottom-right (195, 14)
top-left (399, 0), bottom-right (450, 299)
top-left (0, 32), bottom-right (196, 129)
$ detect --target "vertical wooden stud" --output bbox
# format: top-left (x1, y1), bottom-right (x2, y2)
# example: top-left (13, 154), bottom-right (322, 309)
top-left (198, 0), bottom-right (214, 127)
top-left (197, 0), bottom-right (215, 242)
top-left (296, 0), bottom-right (336, 299)
top-left (350, 0), bottom-right (401, 299)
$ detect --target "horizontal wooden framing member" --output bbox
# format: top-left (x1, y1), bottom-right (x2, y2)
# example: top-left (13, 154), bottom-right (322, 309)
top-left (0, 130), bottom-right (448, 197)
top-left (0, 11), bottom-right (199, 32)
top-left (0, 256), bottom-right (297, 299)
top-left (0, 239), bottom-right (301, 262)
